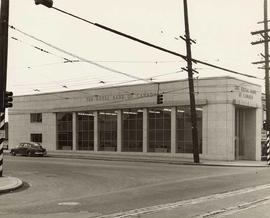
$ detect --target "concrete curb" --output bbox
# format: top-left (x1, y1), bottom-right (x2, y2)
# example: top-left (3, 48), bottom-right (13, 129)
top-left (47, 154), bottom-right (193, 165)
top-left (5, 150), bottom-right (267, 167)
top-left (46, 153), bottom-right (269, 168)
top-left (0, 176), bottom-right (23, 194)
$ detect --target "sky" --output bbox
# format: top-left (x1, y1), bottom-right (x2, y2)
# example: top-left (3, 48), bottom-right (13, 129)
top-left (4, 0), bottom-right (266, 95)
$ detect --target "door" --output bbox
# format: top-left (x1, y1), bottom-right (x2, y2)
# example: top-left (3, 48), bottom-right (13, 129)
top-left (235, 108), bottom-right (246, 160)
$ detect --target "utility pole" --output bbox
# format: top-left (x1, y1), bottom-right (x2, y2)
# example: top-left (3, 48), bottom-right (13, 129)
top-left (0, 0), bottom-right (9, 177)
top-left (251, 0), bottom-right (270, 165)
top-left (182, 0), bottom-right (200, 163)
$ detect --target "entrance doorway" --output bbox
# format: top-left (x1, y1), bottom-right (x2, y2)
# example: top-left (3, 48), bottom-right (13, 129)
top-left (235, 108), bottom-right (246, 160)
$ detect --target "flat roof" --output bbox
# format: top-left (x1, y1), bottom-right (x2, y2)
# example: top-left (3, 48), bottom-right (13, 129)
top-left (15, 76), bottom-right (261, 98)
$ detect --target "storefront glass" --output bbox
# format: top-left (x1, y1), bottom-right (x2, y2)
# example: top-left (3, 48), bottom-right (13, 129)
top-left (176, 106), bottom-right (202, 153)
top-left (98, 110), bottom-right (117, 151)
top-left (56, 112), bottom-right (72, 150)
top-left (122, 109), bottom-right (143, 152)
top-left (77, 112), bottom-right (94, 150)
top-left (148, 108), bottom-right (171, 152)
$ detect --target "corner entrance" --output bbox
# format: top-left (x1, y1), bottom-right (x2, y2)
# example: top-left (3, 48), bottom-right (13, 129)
top-left (235, 108), bottom-right (246, 160)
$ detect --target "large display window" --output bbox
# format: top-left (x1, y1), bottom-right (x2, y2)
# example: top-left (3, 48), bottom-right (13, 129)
top-left (148, 108), bottom-right (171, 152)
top-left (176, 107), bottom-right (202, 153)
top-left (98, 110), bottom-right (117, 151)
top-left (77, 112), bottom-right (94, 151)
top-left (122, 109), bottom-right (143, 152)
top-left (56, 112), bottom-right (72, 150)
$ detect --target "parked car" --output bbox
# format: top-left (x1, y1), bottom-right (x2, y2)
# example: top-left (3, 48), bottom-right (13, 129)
top-left (10, 142), bottom-right (47, 157)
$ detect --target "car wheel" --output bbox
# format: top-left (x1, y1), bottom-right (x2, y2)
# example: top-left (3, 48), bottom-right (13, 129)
top-left (27, 151), bottom-right (32, 157)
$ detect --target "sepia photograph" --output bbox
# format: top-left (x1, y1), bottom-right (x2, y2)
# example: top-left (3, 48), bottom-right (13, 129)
top-left (0, 0), bottom-right (270, 217)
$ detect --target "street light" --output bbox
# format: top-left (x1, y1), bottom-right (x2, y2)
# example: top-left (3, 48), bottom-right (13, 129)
top-left (34, 0), bottom-right (53, 8)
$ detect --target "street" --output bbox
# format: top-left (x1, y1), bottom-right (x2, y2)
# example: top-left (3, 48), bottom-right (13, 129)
top-left (0, 156), bottom-right (270, 217)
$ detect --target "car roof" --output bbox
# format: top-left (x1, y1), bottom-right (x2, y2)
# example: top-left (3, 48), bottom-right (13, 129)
top-left (20, 142), bottom-right (41, 145)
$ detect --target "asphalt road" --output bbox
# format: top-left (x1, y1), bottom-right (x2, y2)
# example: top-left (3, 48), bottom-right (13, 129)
top-left (0, 156), bottom-right (270, 218)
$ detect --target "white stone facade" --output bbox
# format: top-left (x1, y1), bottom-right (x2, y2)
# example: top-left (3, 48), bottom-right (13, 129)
top-left (8, 77), bottom-right (262, 161)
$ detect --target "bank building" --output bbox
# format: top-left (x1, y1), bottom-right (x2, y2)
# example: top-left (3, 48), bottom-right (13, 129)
top-left (8, 76), bottom-right (262, 161)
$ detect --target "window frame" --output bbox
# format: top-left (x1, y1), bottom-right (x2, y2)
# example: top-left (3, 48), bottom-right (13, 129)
top-left (148, 108), bottom-right (171, 153)
top-left (30, 133), bottom-right (42, 143)
top-left (122, 108), bottom-right (143, 152)
top-left (30, 113), bottom-right (42, 123)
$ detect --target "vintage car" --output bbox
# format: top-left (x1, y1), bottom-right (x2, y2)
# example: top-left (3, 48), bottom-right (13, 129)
top-left (10, 142), bottom-right (47, 157)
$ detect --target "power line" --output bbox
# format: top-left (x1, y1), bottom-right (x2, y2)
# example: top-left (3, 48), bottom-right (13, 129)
top-left (10, 36), bottom-right (78, 63)
top-left (11, 69), bottom-right (183, 89)
top-left (9, 25), bottom-right (153, 83)
top-left (75, 60), bottom-right (183, 64)
top-left (9, 26), bottom-right (262, 102)
top-left (10, 24), bottom-right (260, 86)
top-left (10, 71), bottom-right (184, 99)
top-left (9, 61), bottom-right (71, 71)
top-left (51, 6), bottom-right (260, 80)
top-left (11, 35), bottom-right (182, 65)
top-left (23, 61), bottom-right (76, 69)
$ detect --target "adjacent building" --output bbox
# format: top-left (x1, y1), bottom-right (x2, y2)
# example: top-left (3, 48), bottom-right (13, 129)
top-left (8, 76), bottom-right (262, 161)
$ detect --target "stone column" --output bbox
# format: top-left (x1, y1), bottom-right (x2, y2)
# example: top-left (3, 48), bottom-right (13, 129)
top-left (72, 112), bottom-right (77, 151)
top-left (43, 113), bottom-right (57, 151)
top-left (143, 108), bottom-right (148, 153)
top-left (117, 110), bottom-right (122, 152)
top-left (203, 104), bottom-right (235, 160)
top-left (93, 111), bottom-right (99, 152)
top-left (171, 107), bottom-right (177, 154)
top-left (245, 108), bottom-right (262, 160)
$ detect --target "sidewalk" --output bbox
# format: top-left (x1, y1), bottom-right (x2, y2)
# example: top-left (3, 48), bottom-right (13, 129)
top-left (46, 150), bottom-right (269, 167)
top-left (0, 176), bottom-right (23, 194)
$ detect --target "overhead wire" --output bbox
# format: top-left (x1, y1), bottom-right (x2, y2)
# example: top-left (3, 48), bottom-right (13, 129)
top-left (8, 6), bottom-right (262, 112)
top-left (10, 25), bottom-right (260, 95)
top-left (10, 36), bottom-right (78, 63)
top-left (9, 25), bottom-right (155, 83)
top-left (13, 69), bottom-right (179, 86)
top-left (73, 60), bottom-right (183, 64)
top-left (9, 61), bottom-right (73, 71)
top-left (11, 69), bottom-right (183, 92)
top-left (8, 8), bottom-right (263, 105)
top-left (11, 35), bottom-right (184, 65)
top-left (26, 61), bottom-right (75, 69)
top-left (51, 6), bottom-right (261, 80)
top-left (9, 20), bottom-right (262, 100)
top-left (9, 23), bottom-right (262, 92)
